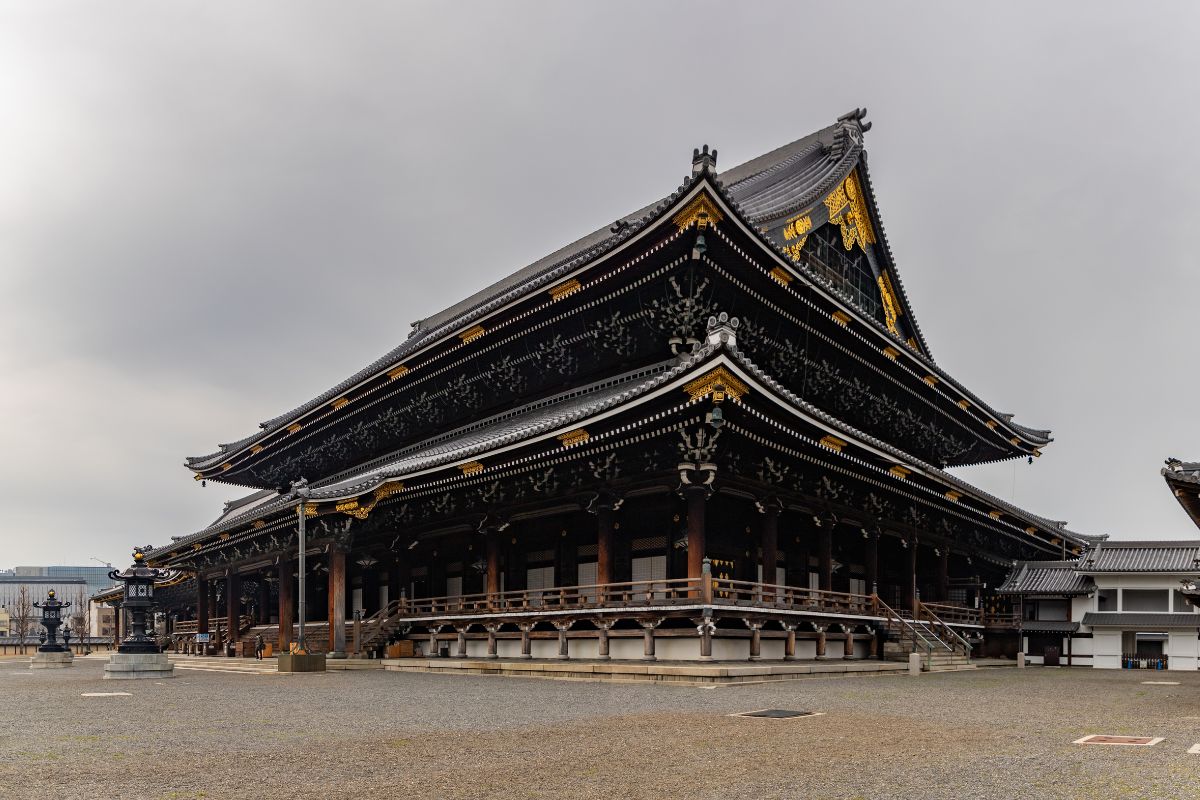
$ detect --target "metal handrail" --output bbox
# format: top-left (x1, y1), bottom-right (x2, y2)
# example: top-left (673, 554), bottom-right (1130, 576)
top-left (874, 595), bottom-right (940, 670)
top-left (916, 601), bottom-right (972, 658)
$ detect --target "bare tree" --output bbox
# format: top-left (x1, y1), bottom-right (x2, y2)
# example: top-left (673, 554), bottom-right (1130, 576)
top-left (73, 587), bottom-right (92, 654)
top-left (13, 585), bottom-right (32, 655)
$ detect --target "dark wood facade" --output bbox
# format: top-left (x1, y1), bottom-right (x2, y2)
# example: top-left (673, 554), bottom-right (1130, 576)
top-left (123, 113), bottom-right (1088, 662)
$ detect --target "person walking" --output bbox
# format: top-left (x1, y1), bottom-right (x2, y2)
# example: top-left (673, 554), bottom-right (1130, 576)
top-left (254, 632), bottom-right (265, 660)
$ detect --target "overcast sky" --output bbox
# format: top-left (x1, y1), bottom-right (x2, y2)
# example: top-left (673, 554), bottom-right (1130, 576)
top-left (2, 2), bottom-right (1198, 568)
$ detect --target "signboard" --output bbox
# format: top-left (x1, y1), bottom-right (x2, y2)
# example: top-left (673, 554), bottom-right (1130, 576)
top-left (195, 633), bottom-right (210, 643)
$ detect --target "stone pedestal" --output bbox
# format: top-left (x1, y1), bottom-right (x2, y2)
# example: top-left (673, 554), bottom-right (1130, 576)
top-left (104, 652), bottom-right (175, 680)
top-left (277, 653), bottom-right (326, 672)
top-left (31, 651), bottom-right (74, 669)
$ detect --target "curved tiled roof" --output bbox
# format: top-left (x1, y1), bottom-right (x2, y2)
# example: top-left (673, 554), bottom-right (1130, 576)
top-left (186, 112), bottom-right (1052, 479)
top-left (1076, 540), bottom-right (1200, 573)
top-left (165, 321), bottom-right (1091, 560)
top-left (998, 560), bottom-right (1092, 595)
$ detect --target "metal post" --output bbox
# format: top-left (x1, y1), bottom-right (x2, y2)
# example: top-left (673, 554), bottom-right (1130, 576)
top-left (297, 503), bottom-right (308, 654)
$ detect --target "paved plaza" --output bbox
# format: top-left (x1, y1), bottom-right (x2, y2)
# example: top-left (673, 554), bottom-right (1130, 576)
top-left (4, 657), bottom-right (1200, 799)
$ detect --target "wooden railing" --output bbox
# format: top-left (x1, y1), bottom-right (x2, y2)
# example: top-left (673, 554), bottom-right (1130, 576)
top-left (394, 578), bottom-right (702, 618)
top-left (916, 601), bottom-right (972, 658)
top-left (981, 610), bottom-right (1021, 629)
top-left (709, 579), bottom-right (876, 616)
top-left (919, 602), bottom-right (982, 627)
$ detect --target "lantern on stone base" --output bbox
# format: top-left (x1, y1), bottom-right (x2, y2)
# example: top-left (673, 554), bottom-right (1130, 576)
top-left (103, 550), bottom-right (176, 680)
top-left (30, 590), bottom-right (74, 669)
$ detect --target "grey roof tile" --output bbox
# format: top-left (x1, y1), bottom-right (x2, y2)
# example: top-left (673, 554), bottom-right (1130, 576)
top-left (1081, 612), bottom-right (1200, 628)
top-left (1020, 620), bottom-right (1080, 633)
top-left (1077, 540), bottom-right (1200, 573)
top-left (998, 561), bottom-right (1092, 595)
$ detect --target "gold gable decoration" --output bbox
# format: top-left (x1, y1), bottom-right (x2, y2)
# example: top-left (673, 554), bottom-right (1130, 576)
top-left (335, 481), bottom-right (406, 520)
top-left (823, 170), bottom-right (876, 253)
top-left (672, 193), bottom-right (724, 232)
top-left (876, 271), bottom-right (902, 337)
top-left (781, 213), bottom-right (812, 262)
top-left (682, 366), bottom-right (749, 402)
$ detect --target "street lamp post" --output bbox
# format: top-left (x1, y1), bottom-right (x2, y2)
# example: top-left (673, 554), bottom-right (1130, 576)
top-left (277, 478), bottom-right (325, 672)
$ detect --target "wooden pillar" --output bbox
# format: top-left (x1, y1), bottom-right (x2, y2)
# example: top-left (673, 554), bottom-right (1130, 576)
top-left (907, 539), bottom-right (919, 611)
top-left (746, 620), bottom-right (762, 661)
top-left (277, 560), bottom-right (293, 653)
top-left (816, 625), bottom-right (827, 658)
top-left (485, 624), bottom-right (498, 659)
top-left (759, 498), bottom-right (780, 589)
top-left (257, 577), bottom-right (271, 625)
top-left (698, 617), bottom-right (714, 661)
top-left (596, 620), bottom-right (612, 660)
top-left (328, 548), bottom-right (347, 658)
top-left (555, 621), bottom-right (570, 660)
top-left (865, 533), bottom-right (879, 595)
top-left (518, 622), bottom-right (533, 659)
top-left (455, 627), bottom-right (468, 658)
top-left (485, 531), bottom-right (501, 600)
top-left (196, 574), bottom-right (209, 635)
top-left (595, 499), bottom-right (616, 590)
top-left (819, 523), bottom-right (833, 592)
top-left (843, 627), bottom-right (855, 660)
top-left (641, 619), bottom-right (660, 661)
top-left (937, 548), bottom-right (950, 602)
top-left (683, 485), bottom-right (709, 593)
top-left (784, 624), bottom-right (796, 661)
top-left (225, 572), bottom-right (240, 656)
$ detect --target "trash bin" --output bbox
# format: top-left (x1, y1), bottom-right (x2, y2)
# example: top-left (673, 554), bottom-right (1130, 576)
top-left (1044, 645), bottom-right (1060, 666)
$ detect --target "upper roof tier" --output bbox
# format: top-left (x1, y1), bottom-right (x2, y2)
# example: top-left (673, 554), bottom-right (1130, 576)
top-left (186, 109), bottom-right (1052, 485)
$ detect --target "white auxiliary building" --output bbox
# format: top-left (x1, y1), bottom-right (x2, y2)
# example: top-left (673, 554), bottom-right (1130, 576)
top-left (1000, 540), bottom-right (1200, 670)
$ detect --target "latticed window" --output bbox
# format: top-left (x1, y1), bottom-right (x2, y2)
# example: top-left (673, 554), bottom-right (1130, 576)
top-left (801, 225), bottom-right (882, 321)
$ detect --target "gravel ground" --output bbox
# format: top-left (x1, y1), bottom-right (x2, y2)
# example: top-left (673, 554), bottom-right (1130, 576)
top-left (3, 657), bottom-right (1200, 799)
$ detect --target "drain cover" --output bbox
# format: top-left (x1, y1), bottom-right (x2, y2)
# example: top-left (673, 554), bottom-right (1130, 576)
top-left (734, 709), bottom-right (821, 719)
top-left (1074, 735), bottom-right (1162, 746)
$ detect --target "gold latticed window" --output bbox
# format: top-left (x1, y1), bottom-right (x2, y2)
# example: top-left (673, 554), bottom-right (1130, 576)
top-left (800, 225), bottom-right (883, 322)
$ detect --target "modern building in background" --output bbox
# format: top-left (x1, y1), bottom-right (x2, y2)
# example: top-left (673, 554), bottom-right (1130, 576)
top-left (0, 565), bottom-right (118, 643)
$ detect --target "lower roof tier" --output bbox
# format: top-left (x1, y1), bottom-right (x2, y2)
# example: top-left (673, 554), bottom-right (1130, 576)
top-left (152, 318), bottom-right (1088, 576)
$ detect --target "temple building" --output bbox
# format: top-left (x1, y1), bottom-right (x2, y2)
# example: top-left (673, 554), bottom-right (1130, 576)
top-left (97, 110), bottom-right (1095, 667)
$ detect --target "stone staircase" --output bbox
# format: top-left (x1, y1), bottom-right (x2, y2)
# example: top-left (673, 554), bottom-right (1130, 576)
top-left (876, 598), bottom-right (976, 673)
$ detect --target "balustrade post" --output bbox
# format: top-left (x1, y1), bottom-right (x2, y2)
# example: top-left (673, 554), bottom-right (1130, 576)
top-left (700, 557), bottom-right (713, 605)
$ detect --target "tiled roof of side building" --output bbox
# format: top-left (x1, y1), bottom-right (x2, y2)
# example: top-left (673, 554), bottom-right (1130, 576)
top-left (1081, 612), bottom-right (1200, 628)
top-left (1076, 540), bottom-right (1200, 573)
top-left (1020, 620), bottom-right (1080, 633)
top-left (997, 561), bottom-right (1092, 595)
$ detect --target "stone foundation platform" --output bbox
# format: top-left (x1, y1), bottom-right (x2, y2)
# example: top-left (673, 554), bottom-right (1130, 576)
top-left (381, 657), bottom-right (908, 685)
top-left (104, 652), bottom-right (176, 680)
top-left (31, 651), bottom-right (74, 669)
